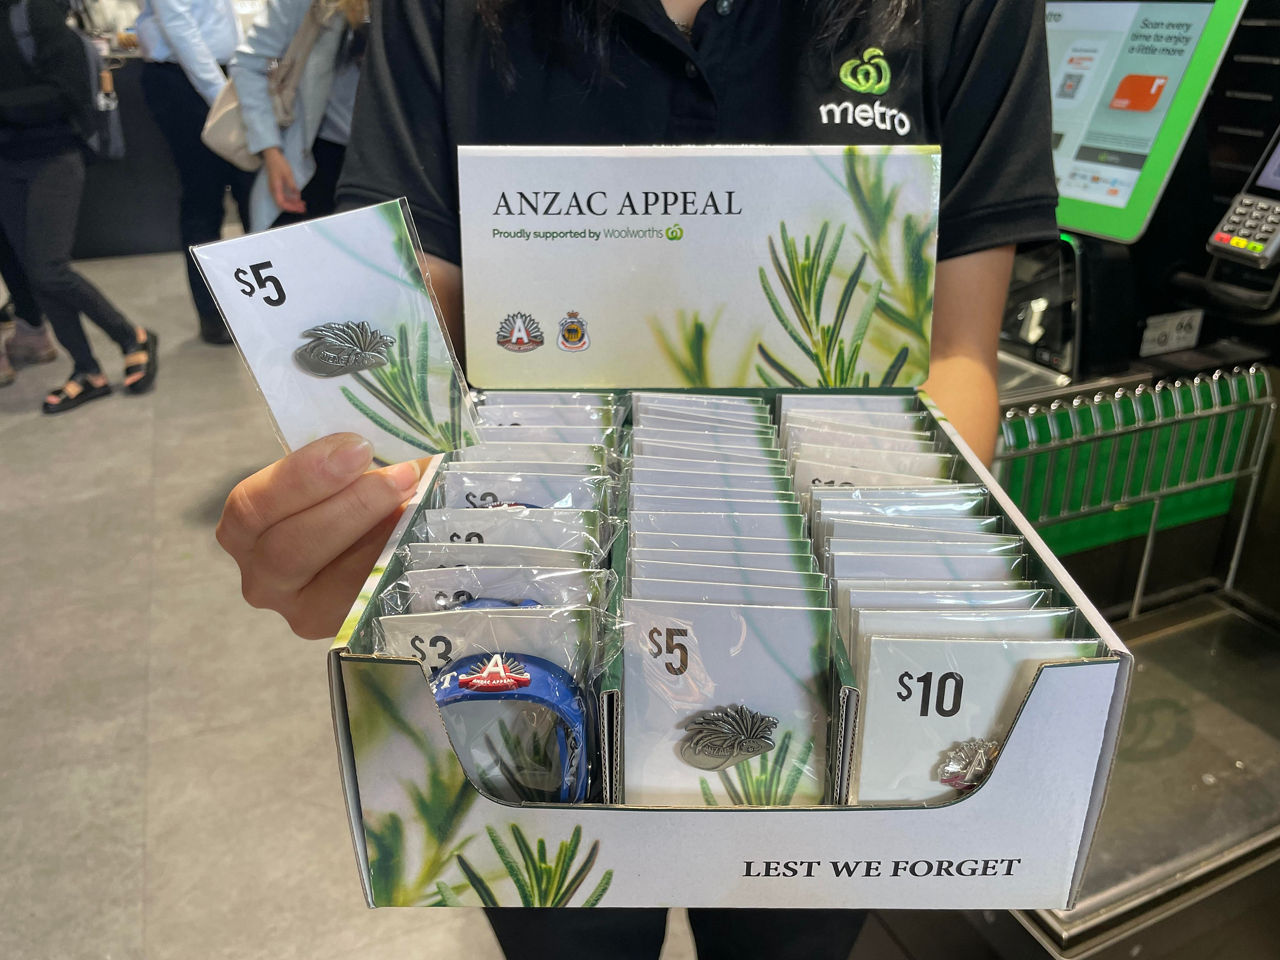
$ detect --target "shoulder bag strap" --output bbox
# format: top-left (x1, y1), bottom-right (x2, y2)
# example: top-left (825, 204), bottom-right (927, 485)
top-left (269, 0), bottom-right (339, 125)
top-left (10, 0), bottom-right (36, 64)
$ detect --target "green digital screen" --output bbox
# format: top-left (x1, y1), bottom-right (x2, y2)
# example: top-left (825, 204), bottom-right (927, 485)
top-left (1048, 0), bottom-right (1247, 243)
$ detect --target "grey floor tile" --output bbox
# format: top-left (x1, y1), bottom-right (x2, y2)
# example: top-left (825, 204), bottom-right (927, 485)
top-left (145, 711), bottom-right (472, 960)
top-left (0, 487), bottom-right (154, 611)
top-left (147, 336), bottom-right (268, 417)
top-left (313, 912), bottom-right (503, 960)
top-left (0, 752), bottom-right (145, 960)
top-left (0, 391), bottom-right (156, 512)
top-left (0, 597), bottom-right (146, 774)
top-left (146, 579), bottom-right (322, 744)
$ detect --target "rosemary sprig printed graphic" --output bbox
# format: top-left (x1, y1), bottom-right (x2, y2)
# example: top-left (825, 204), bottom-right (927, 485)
top-left (699, 732), bottom-right (815, 806)
top-left (457, 824), bottom-right (613, 907)
top-left (649, 308), bottom-right (755, 387)
top-left (339, 321), bottom-right (474, 454)
top-left (474, 717), bottom-right (563, 804)
top-left (356, 669), bottom-right (478, 906)
top-left (755, 221), bottom-right (883, 388)
top-left (841, 149), bottom-right (935, 371)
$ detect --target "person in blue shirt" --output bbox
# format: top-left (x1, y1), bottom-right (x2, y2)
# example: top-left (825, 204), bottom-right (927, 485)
top-left (229, 0), bottom-right (369, 232)
top-left (136, 0), bottom-right (254, 344)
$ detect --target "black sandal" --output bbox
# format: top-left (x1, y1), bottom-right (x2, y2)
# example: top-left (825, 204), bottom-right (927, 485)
top-left (43, 372), bottom-right (111, 414)
top-left (123, 328), bottom-right (159, 394)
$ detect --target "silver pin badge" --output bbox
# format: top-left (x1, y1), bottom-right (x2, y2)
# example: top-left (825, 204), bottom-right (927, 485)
top-left (294, 321), bottom-right (395, 377)
top-left (678, 704), bottom-right (778, 771)
top-left (938, 738), bottom-right (999, 792)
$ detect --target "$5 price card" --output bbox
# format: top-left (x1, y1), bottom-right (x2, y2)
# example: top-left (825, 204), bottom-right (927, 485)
top-left (621, 599), bottom-right (832, 807)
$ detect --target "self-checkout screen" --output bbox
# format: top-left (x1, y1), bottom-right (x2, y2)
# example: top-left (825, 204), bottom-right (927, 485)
top-left (1047, 0), bottom-right (1244, 242)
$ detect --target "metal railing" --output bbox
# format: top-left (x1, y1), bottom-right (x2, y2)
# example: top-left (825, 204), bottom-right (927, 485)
top-left (993, 366), bottom-right (1277, 618)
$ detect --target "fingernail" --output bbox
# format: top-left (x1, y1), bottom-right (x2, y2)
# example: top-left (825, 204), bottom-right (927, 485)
top-left (325, 435), bottom-right (373, 477)
top-left (387, 460), bottom-right (422, 492)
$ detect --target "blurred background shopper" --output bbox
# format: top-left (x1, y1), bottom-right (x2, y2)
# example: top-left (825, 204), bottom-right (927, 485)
top-left (230, 0), bottom-right (369, 231)
top-left (0, 224), bottom-right (58, 386)
top-left (0, 0), bottom-right (156, 412)
top-left (136, 0), bottom-right (252, 344)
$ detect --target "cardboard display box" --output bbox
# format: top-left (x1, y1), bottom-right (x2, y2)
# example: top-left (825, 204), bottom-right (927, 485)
top-left (326, 395), bottom-right (1130, 910)
top-left (190, 147), bottom-right (1131, 911)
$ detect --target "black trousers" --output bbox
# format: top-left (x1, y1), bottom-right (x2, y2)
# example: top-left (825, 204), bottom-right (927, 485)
top-left (0, 217), bottom-right (41, 324)
top-left (139, 61), bottom-right (252, 324)
top-left (0, 150), bottom-right (136, 375)
top-left (271, 136), bottom-right (346, 229)
top-left (485, 907), bottom-right (868, 960)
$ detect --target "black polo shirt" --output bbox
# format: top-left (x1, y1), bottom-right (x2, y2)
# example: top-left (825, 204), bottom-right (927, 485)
top-left (338, 0), bottom-right (1058, 265)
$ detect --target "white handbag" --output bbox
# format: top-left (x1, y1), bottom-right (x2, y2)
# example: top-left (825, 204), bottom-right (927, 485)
top-left (201, 0), bottom-right (333, 171)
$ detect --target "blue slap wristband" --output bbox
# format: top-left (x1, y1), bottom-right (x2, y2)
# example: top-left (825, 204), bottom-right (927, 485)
top-left (433, 652), bottom-right (589, 803)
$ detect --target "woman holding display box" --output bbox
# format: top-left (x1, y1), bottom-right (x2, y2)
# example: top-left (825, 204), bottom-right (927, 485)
top-left (215, 0), bottom-right (1058, 956)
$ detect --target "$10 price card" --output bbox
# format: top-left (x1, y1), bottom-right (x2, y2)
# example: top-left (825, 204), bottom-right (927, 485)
top-left (856, 637), bottom-right (1101, 804)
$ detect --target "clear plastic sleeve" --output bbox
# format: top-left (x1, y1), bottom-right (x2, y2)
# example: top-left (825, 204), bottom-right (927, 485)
top-left (454, 441), bottom-right (611, 469)
top-left (377, 604), bottom-right (604, 804)
top-left (403, 541), bottom-right (597, 570)
top-left (395, 565), bottom-right (616, 614)
top-left (825, 537), bottom-right (1025, 557)
top-left (474, 403), bottom-right (629, 429)
top-left (434, 468), bottom-right (617, 512)
top-left (617, 598), bottom-right (833, 807)
top-left (409, 506), bottom-right (615, 560)
top-left (827, 552), bottom-right (1027, 582)
top-left (853, 634), bottom-right (1102, 805)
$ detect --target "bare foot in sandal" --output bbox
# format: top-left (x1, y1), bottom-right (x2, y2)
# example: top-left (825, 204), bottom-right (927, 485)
top-left (43, 372), bottom-right (111, 414)
top-left (123, 327), bottom-right (159, 394)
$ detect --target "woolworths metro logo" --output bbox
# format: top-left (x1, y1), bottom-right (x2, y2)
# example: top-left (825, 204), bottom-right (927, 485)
top-left (820, 47), bottom-right (911, 136)
top-left (839, 47), bottom-right (891, 95)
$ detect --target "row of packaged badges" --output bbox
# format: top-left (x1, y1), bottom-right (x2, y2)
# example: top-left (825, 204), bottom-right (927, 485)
top-left (366, 389), bottom-right (1101, 809)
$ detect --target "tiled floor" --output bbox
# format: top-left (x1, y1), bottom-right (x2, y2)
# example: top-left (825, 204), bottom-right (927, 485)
top-left (0, 254), bottom-right (900, 960)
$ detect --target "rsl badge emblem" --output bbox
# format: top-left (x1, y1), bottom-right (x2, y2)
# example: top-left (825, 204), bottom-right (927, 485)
top-left (497, 312), bottom-right (544, 352)
top-left (557, 311), bottom-right (590, 352)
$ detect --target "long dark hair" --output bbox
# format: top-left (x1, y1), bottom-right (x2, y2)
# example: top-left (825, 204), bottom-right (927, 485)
top-left (477, 0), bottom-right (914, 84)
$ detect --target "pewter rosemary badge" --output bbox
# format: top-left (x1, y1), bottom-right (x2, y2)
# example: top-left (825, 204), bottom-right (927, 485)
top-left (678, 704), bottom-right (778, 771)
top-left (294, 321), bottom-right (395, 377)
top-left (938, 738), bottom-right (999, 792)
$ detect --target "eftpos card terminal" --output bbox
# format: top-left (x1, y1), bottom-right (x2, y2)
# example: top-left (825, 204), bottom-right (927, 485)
top-left (1208, 123), bottom-right (1280, 269)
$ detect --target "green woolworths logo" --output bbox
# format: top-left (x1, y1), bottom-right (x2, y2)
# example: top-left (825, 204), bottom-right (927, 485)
top-left (839, 47), bottom-right (891, 95)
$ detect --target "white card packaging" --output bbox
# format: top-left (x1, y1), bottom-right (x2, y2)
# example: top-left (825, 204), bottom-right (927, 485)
top-left (622, 599), bottom-right (833, 806)
top-left (856, 636), bottom-right (1101, 804)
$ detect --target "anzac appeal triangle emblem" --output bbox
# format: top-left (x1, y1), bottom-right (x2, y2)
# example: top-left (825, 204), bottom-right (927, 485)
top-left (457, 654), bottom-right (532, 693)
top-left (497, 312), bottom-right (544, 352)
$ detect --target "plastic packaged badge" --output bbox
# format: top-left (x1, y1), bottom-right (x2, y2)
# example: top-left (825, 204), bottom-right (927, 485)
top-left (195, 198), bottom-right (1130, 911)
